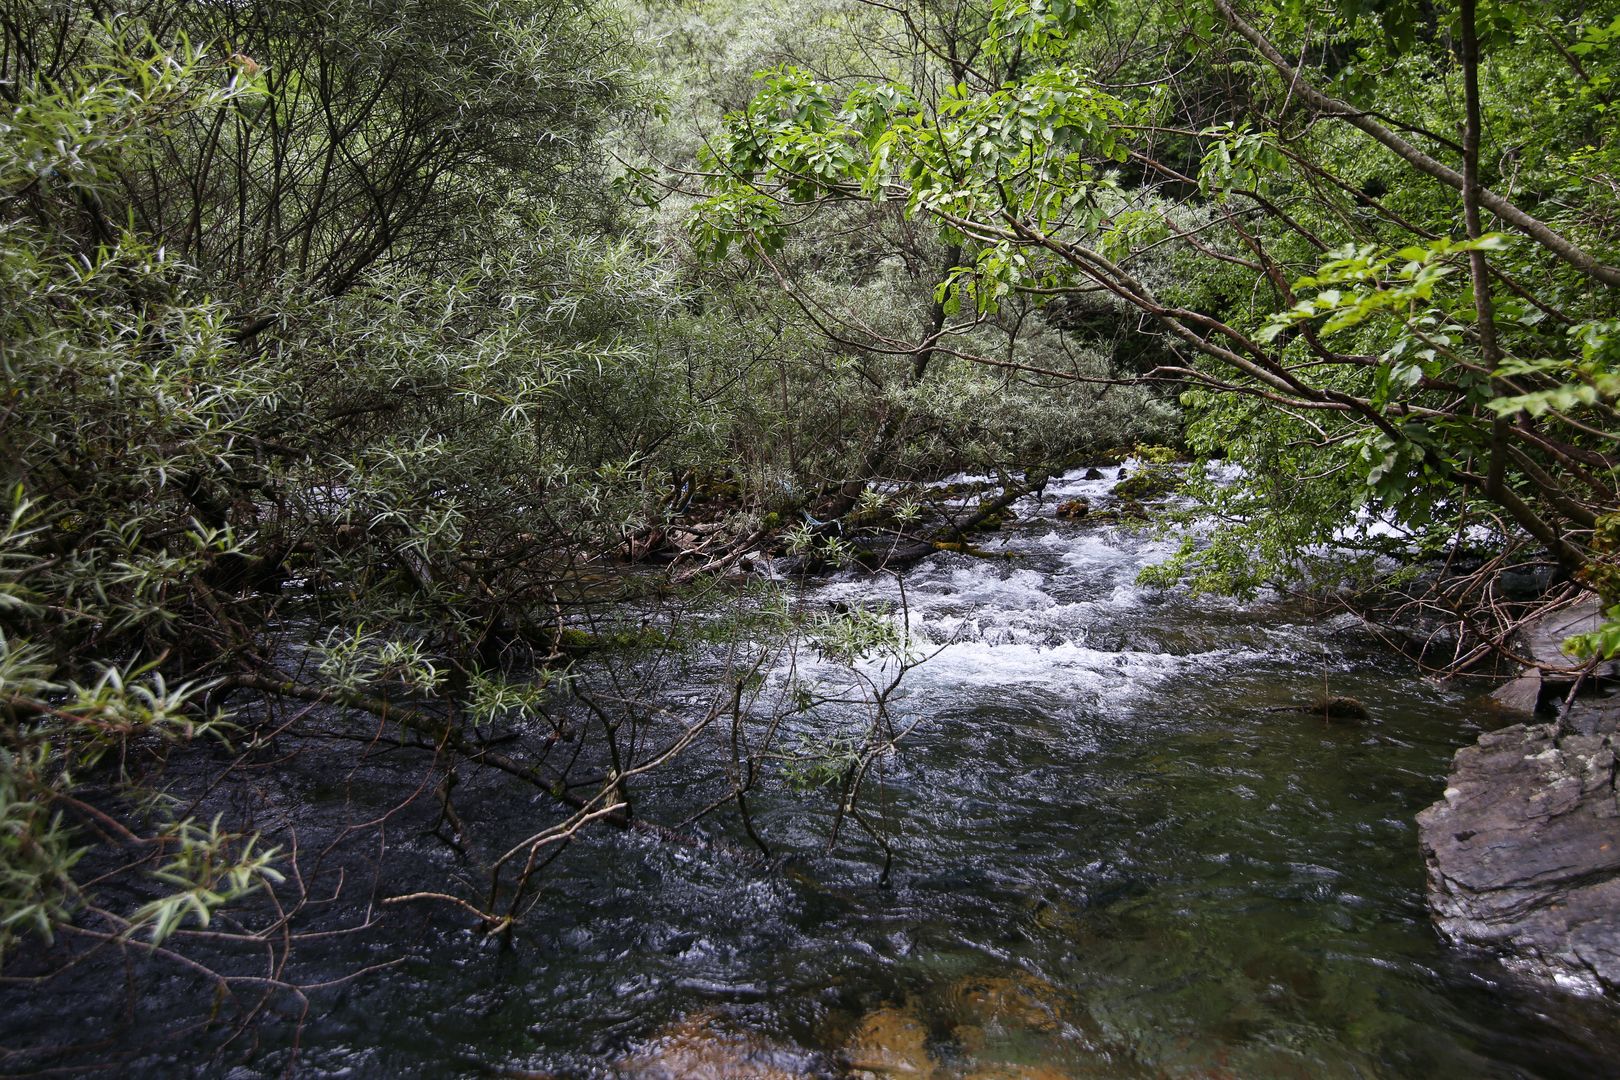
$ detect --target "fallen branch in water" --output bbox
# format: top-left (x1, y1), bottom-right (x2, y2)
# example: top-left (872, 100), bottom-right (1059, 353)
top-left (862, 466), bottom-right (1055, 569)
top-left (382, 892), bottom-right (511, 934)
top-left (225, 671), bottom-right (743, 859)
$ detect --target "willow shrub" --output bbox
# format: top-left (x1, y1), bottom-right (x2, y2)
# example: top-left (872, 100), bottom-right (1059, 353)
top-left (0, 4), bottom-right (670, 956)
top-left (0, 32), bottom-right (288, 955)
top-left (0, 0), bottom-right (928, 973)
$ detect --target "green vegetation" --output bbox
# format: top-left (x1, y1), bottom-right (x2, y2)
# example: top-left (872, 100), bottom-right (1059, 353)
top-left (697, 0), bottom-right (1620, 613)
top-left (2, 0), bottom-right (1618, 1056)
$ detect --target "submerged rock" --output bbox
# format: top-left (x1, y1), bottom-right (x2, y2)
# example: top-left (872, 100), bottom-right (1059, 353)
top-left (943, 973), bottom-right (1066, 1047)
top-left (843, 1006), bottom-right (933, 1077)
top-left (841, 975), bottom-right (1083, 1079)
top-left (1417, 715), bottom-right (1620, 997)
top-left (616, 1013), bottom-right (809, 1078)
top-left (1111, 465), bottom-right (1179, 502)
top-left (1313, 695), bottom-right (1370, 722)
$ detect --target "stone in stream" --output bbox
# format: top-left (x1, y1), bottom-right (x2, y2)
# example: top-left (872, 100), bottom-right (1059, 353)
top-left (1491, 671), bottom-right (1544, 715)
top-left (615, 1012), bottom-right (809, 1078)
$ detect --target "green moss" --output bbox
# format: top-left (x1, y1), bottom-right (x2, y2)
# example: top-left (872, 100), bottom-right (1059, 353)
top-left (931, 540), bottom-right (1015, 559)
top-left (555, 627), bottom-right (596, 652)
top-left (1132, 443), bottom-right (1181, 465)
top-left (1113, 466), bottom-right (1179, 503)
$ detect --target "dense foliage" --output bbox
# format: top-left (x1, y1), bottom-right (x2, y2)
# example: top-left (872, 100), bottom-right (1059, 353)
top-left (697, 0), bottom-right (1620, 651)
top-left (0, 0), bottom-right (657, 954)
top-left (0, 0), bottom-right (1154, 1008)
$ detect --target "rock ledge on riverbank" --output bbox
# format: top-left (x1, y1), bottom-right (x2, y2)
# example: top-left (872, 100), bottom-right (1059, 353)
top-left (1417, 708), bottom-right (1620, 996)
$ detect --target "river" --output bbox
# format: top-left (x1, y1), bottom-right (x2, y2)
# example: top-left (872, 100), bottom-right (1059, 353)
top-left (4, 466), bottom-right (1617, 1077)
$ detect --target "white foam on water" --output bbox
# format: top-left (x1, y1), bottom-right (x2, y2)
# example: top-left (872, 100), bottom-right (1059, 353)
top-left (772, 461), bottom-right (1305, 717)
top-left (908, 635), bottom-right (1269, 690)
top-left (816, 561), bottom-right (1061, 610)
top-left (1056, 528), bottom-right (1173, 571)
top-left (822, 642), bottom-right (1274, 731)
top-left (919, 470), bottom-right (996, 489)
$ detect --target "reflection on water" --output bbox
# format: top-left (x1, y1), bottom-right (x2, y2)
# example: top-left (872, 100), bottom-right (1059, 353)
top-left (5, 467), bottom-right (1618, 1077)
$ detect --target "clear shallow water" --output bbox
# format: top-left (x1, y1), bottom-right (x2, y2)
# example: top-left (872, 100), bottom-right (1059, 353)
top-left (6, 467), bottom-right (1618, 1077)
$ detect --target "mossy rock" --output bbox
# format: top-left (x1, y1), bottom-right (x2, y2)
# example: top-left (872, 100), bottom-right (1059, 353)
top-left (932, 540), bottom-right (1015, 559)
top-left (1085, 500), bottom-right (1147, 526)
top-left (1313, 694), bottom-right (1370, 722)
top-left (695, 475), bottom-right (743, 501)
top-left (848, 507), bottom-right (897, 528)
top-left (1056, 498), bottom-right (1090, 520)
top-left (1131, 442), bottom-right (1181, 465)
top-left (553, 627), bottom-right (596, 653)
top-left (1112, 465), bottom-right (1179, 502)
top-left (937, 480), bottom-right (994, 498)
top-left (602, 626), bottom-right (675, 649)
top-left (535, 625), bottom-right (674, 654)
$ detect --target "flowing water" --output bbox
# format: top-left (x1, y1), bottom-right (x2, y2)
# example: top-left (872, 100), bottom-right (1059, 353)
top-left (7, 467), bottom-right (1618, 1077)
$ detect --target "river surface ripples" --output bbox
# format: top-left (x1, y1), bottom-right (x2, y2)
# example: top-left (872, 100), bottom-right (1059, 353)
top-left (9, 466), bottom-right (1620, 1078)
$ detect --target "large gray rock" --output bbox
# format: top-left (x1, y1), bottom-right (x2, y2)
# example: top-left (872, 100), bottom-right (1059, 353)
top-left (1418, 715), bottom-right (1620, 996)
